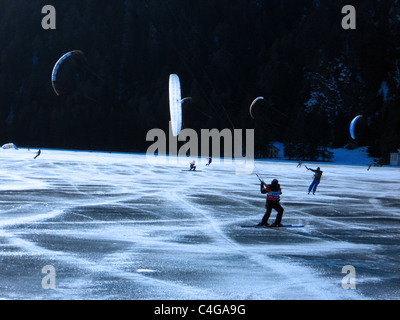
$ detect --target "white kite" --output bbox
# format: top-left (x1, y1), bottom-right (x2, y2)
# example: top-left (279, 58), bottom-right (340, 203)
top-left (249, 96), bottom-right (264, 119)
top-left (350, 115), bottom-right (363, 139)
top-left (169, 74), bottom-right (191, 136)
top-left (51, 50), bottom-right (84, 96)
top-left (1, 143), bottom-right (18, 150)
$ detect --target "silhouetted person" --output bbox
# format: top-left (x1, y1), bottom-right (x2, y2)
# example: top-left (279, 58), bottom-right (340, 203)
top-left (306, 166), bottom-right (323, 195)
top-left (256, 179), bottom-right (284, 227)
top-left (34, 149), bottom-right (41, 159)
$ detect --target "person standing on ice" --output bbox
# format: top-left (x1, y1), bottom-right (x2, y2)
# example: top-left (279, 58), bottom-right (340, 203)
top-left (256, 179), bottom-right (284, 227)
top-left (297, 160), bottom-right (303, 168)
top-left (189, 160), bottom-right (196, 171)
top-left (305, 166), bottom-right (323, 194)
top-left (206, 157), bottom-right (212, 166)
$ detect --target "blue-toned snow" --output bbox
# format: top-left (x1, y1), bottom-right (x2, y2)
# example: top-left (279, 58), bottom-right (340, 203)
top-left (0, 148), bottom-right (398, 300)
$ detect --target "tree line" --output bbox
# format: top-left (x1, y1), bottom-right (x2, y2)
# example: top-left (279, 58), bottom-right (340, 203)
top-left (0, 0), bottom-right (399, 162)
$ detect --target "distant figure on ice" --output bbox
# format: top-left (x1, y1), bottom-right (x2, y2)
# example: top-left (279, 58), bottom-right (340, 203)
top-left (34, 149), bottom-right (41, 159)
top-left (367, 162), bottom-right (372, 171)
top-left (297, 160), bottom-right (303, 168)
top-left (256, 179), bottom-right (284, 227)
top-left (189, 160), bottom-right (196, 171)
top-left (305, 166), bottom-right (323, 195)
top-left (206, 157), bottom-right (212, 166)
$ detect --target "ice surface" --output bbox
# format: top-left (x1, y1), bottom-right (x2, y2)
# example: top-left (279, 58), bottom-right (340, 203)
top-left (0, 148), bottom-right (399, 300)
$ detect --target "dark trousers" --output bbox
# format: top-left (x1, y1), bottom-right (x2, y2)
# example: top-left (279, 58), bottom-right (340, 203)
top-left (261, 200), bottom-right (284, 225)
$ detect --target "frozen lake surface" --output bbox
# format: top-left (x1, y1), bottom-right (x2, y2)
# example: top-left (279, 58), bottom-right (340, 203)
top-left (0, 148), bottom-right (399, 300)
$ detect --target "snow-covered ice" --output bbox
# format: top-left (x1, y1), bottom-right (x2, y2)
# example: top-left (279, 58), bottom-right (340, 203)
top-left (0, 148), bottom-right (399, 300)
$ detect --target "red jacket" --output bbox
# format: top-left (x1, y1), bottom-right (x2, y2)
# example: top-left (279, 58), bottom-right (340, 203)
top-left (261, 183), bottom-right (282, 201)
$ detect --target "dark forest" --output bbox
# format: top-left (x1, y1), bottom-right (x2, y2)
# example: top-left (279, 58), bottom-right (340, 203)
top-left (0, 0), bottom-right (399, 161)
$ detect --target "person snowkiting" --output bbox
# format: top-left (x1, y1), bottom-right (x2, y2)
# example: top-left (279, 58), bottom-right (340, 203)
top-left (256, 179), bottom-right (284, 227)
top-left (189, 160), bottom-right (196, 171)
top-left (34, 149), bottom-right (41, 159)
top-left (305, 166), bottom-right (323, 195)
top-left (297, 160), bottom-right (303, 168)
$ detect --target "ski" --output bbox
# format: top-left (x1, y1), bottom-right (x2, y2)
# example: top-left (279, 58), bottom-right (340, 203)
top-left (241, 224), bottom-right (304, 229)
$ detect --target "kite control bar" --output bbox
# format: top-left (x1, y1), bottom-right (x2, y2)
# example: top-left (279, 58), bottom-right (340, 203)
top-left (256, 174), bottom-right (265, 185)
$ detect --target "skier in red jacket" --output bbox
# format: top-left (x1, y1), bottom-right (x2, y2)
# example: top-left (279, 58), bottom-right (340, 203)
top-left (256, 179), bottom-right (284, 227)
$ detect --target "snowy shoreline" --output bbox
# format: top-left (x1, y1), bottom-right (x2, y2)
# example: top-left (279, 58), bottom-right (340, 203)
top-left (1, 145), bottom-right (383, 167)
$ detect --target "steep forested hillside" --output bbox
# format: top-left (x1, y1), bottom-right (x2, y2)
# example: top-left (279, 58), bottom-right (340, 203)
top-left (0, 0), bottom-right (399, 161)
